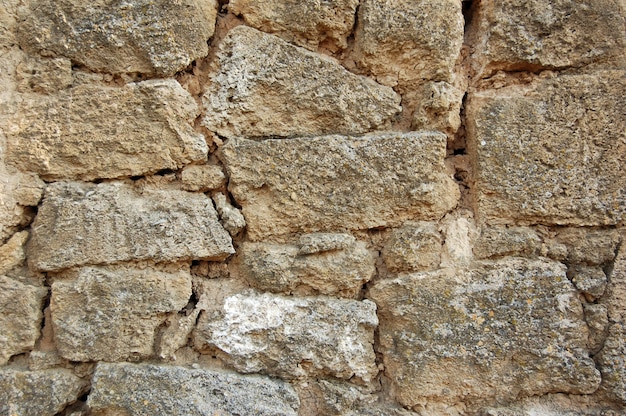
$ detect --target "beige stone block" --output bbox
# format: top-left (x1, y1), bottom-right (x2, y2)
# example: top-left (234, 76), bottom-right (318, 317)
top-left (29, 181), bottom-right (234, 272)
top-left (0, 165), bottom-right (44, 243)
top-left (8, 79), bottom-right (207, 181)
top-left (556, 228), bottom-right (621, 266)
top-left (0, 230), bottom-right (27, 275)
top-left (202, 26), bottom-right (401, 139)
top-left (382, 223), bottom-right (442, 273)
top-left (181, 164), bottom-right (226, 192)
top-left (213, 193), bottom-right (246, 236)
top-left (467, 72), bottom-right (626, 226)
top-left (473, 226), bottom-right (541, 259)
top-left (596, 323), bottom-right (626, 404)
top-left (16, 55), bottom-right (72, 94)
top-left (221, 132), bottom-right (459, 240)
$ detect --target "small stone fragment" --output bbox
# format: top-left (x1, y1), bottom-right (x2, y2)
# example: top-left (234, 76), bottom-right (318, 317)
top-left (8, 80), bottom-right (207, 181)
top-left (28, 350), bottom-right (67, 371)
top-left (583, 303), bottom-right (609, 353)
top-left (181, 165), bottom-right (226, 192)
top-left (213, 193), bottom-right (246, 236)
top-left (596, 323), bottom-right (626, 404)
top-left (195, 293), bottom-right (379, 381)
top-left (474, 226), bottom-right (541, 259)
top-left (18, 0), bottom-right (218, 76)
top-left (382, 223), bottom-right (442, 273)
top-left (568, 266), bottom-right (608, 301)
top-left (158, 308), bottom-right (201, 361)
top-left (191, 261), bottom-right (230, 280)
top-left (29, 181), bottom-right (234, 272)
top-left (0, 368), bottom-right (88, 416)
top-left (410, 81), bottom-right (464, 137)
top-left (605, 232), bottom-right (626, 323)
top-left (16, 55), bottom-right (72, 94)
top-left (298, 233), bottom-right (356, 255)
top-left (228, 0), bottom-right (359, 51)
top-left (51, 264), bottom-right (192, 362)
top-left (0, 166), bottom-right (45, 242)
top-left (557, 228), bottom-right (620, 266)
top-left (295, 379), bottom-right (376, 416)
top-left (222, 132), bottom-right (458, 240)
top-left (203, 26), bottom-right (401, 139)
top-left (88, 362), bottom-right (300, 416)
top-left (0, 230), bottom-right (28, 274)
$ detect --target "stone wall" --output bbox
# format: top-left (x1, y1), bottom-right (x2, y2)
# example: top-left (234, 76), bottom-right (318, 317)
top-left (0, 0), bottom-right (624, 415)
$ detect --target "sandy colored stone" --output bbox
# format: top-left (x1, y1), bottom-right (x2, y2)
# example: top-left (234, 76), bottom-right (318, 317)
top-left (556, 228), bottom-right (621, 266)
top-left (157, 308), bottom-right (200, 361)
top-left (18, 0), bottom-right (218, 76)
top-left (583, 303), bottom-right (609, 353)
top-left (51, 264), bottom-right (191, 362)
top-left (213, 193), bottom-right (246, 236)
top-left (0, 276), bottom-right (47, 365)
top-left (222, 132), bottom-right (459, 240)
top-left (353, 0), bottom-right (463, 87)
top-left (596, 323), bottom-right (626, 404)
top-left (368, 258), bottom-right (600, 409)
top-left (236, 236), bottom-right (375, 297)
top-left (470, 0), bottom-right (626, 75)
top-left (0, 165), bottom-right (44, 243)
top-left (0, 368), bottom-right (87, 416)
top-left (297, 233), bottom-right (356, 255)
top-left (439, 210), bottom-right (477, 268)
top-left (29, 181), bottom-right (234, 272)
top-left (410, 81), bottom-right (464, 137)
top-left (467, 72), bottom-right (626, 226)
top-left (382, 223), bottom-right (442, 273)
top-left (195, 293), bottom-right (379, 381)
top-left (568, 266), bottom-right (607, 301)
top-left (229, 0), bottom-right (358, 51)
top-left (16, 55), bottom-right (72, 94)
top-left (0, 230), bottom-right (27, 274)
top-left (605, 232), bottom-right (626, 323)
top-left (181, 164), bottom-right (225, 192)
top-left (203, 26), bottom-right (400, 139)
top-left (474, 226), bottom-right (541, 259)
top-left (89, 363), bottom-right (299, 416)
top-left (8, 79), bottom-right (207, 181)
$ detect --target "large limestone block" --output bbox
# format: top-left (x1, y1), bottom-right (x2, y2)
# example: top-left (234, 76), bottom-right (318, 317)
top-left (8, 79), bottom-right (207, 181)
top-left (0, 276), bottom-right (47, 365)
top-left (467, 72), bottom-right (626, 226)
top-left (17, 0), bottom-right (218, 76)
top-left (222, 132), bottom-right (459, 240)
top-left (352, 0), bottom-right (463, 87)
top-left (195, 293), bottom-right (379, 381)
top-left (51, 265), bottom-right (191, 362)
top-left (0, 368), bottom-right (88, 416)
top-left (229, 0), bottom-right (358, 51)
top-left (236, 234), bottom-right (375, 297)
top-left (29, 181), bottom-right (234, 272)
top-left (203, 26), bottom-right (401, 139)
top-left (89, 363), bottom-right (299, 416)
top-left (470, 0), bottom-right (626, 74)
top-left (368, 258), bottom-right (600, 409)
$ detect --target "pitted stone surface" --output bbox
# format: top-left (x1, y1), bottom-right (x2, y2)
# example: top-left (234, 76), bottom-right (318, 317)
top-left (8, 79), bottom-right (207, 181)
top-left (222, 132), bottom-right (458, 240)
top-left (474, 226), bottom-right (541, 259)
top-left (29, 181), bottom-right (234, 272)
top-left (88, 363), bottom-right (300, 416)
top-left (382, 223), bottom-right (442, 273)
top-left (203, 26), bottom-right (401, 139)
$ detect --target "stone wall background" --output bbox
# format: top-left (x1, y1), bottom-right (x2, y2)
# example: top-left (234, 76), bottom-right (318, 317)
top-left (0, 0), bottom-right (624, 415)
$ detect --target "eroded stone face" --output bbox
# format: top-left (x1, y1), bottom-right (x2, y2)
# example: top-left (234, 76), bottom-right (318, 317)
top-left (8, 80), bottom-right (207, 181)
top-left (368, 258), bottom-right (600, 409)
top-left (88, 363), bottom-right (300, 416)
top-left (29, 181), bottom-right (234, 272)
top-left (0, 166), bottom-right (45, 243)
top-left (382, 223), bottom-right (442, 273)
top-left (202, 26), bottom-right (401, 139)
top-left (467, 72), bottom-right (626, 226)
top-left (222, 132), bottom-right (459, 240)
top-left (18, 0), bottom-right (218, 76)
top-left (195, 293), bottom-right (379, 382)
top-left (51, 265), bottom-right (192, 362)
top-left (0, 230), bottom-right (27, 275)
top-left (473, 226), bottom-right (541, 259)
top-left (596, 323), bottom-right (626, 404)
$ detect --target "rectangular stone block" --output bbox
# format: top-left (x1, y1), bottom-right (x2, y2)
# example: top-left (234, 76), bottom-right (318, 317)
top-left (8, 80), bottom-right (207, 181)
top-left (221, 132), bottom-right (459, 240)
top-left (467, 72), bottom-right (625, 226)
top-left (29, 181), bottom-right (234, 272)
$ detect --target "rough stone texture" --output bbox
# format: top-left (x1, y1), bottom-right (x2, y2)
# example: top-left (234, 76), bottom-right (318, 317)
top-left (50, 264), bottom-right (192, 362)
top-left (18, 0), bottom-right (218, 76)
top-left (157, 308), bottom-right (200, 361)
top-left (556, 228), bottom-right (621, 266)
top-left (16, 55), bottom-right (72, 94)
top-left (181, 164), bottom-right (226, 192)
top-left (297, 233), bottom-right (356, 255)
top-left (236, 236), bottom-right (375, 297)
top-left (474, 226), bottom-right (541, 259)
top-left (195, 293), bottom-right (379, 381)
top-left (596, 323), bottom-right (626, 404)
top-left (410, 81), bottom-right (464, 137)
top-left (583, 303), bottom-right (609, 353)
top-left (467, 72), bottom-right (626, 226)
top-left (202, 26), bottom-right (401, 139)
top-left (222, 132), bottom-right (459, 240)
top-left (213, 193), bottom-right (246, 236)
top-left (470, 0), bottom-right (626, 75)
top-left (228, 0), bottom-right (359, 51)
top-left (0, 368), bottom-right (88, 416)
top-left (29, 181), bottom-right (234, 272)
top-left (0, 276), bottom-right (47, 365)
top-left (382, 223), bottom-right (442, 273)
top-left (0, 166), bottom-right (44, 243)
top-left (352, 0), bottom-right (463, 87)
top-left (368, 258), bottom-right (600, 409)
top-left (0, 230), bottom-right (27, 274)
top-left (8, 79), bottom-right (207, 181)
top-left (568, 266), bottom-right (607, 301)
top-left (606, 233), bottom-right (626, 324)
top-left (88, 363), bottom-right (300, 416)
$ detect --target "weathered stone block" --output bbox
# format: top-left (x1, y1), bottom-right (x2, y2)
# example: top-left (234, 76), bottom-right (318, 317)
top-left (606, 232), bottom-right (626, 324)
top-left (410, 81), bottom-right (464, 137)
top-left (16, 55), bottom-right (72, 94)
top-left (8, 80), bottom-right (207, 181)
top-left (88, 363), bottom-right (299, 416)
top-left (229, 0), bottom-right (358, 51)
top-left (51, 265), bottom-right (191, 362)
top-left (596, 323), bottom-right (626, 404)
top-left (353, 0), bottom-right (463, 87)
top-left (568, 266), bottom-right (607, 301)
top-left (222, 132), bottom-right (459, 240)
top-left (181, 164), bottom-right (226, 192)
top-left (0, 276), bottom-right (47, 365)
top-left (195, 293), bottom-right (379, 382)
top-left (203, 26), bottom-right (400, 139)
top-left (236, 235), bottom-right (375, 297)
top-left (29, 181), bottom-right (234, 272)
top-left (18, 0), bottom-right (218, 76)
top-left (213, 193), bottom-right (246, 236)
top-left (382, 223), bottom-right (442, 273)
top-left (368, 258), bottom-right (600, 409)
top-left (0, 165), bottom-right (44, 243)
top-left (474, 226), bottom-right (541, 259)
top-left (0, 230), bottom-right (27, 275)
top-left (0, 369), bottom-right (87, 416)
top-left (556, 228), bottom-right (621, 266)
top-left (467, 72), bottom-right (626, 226)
